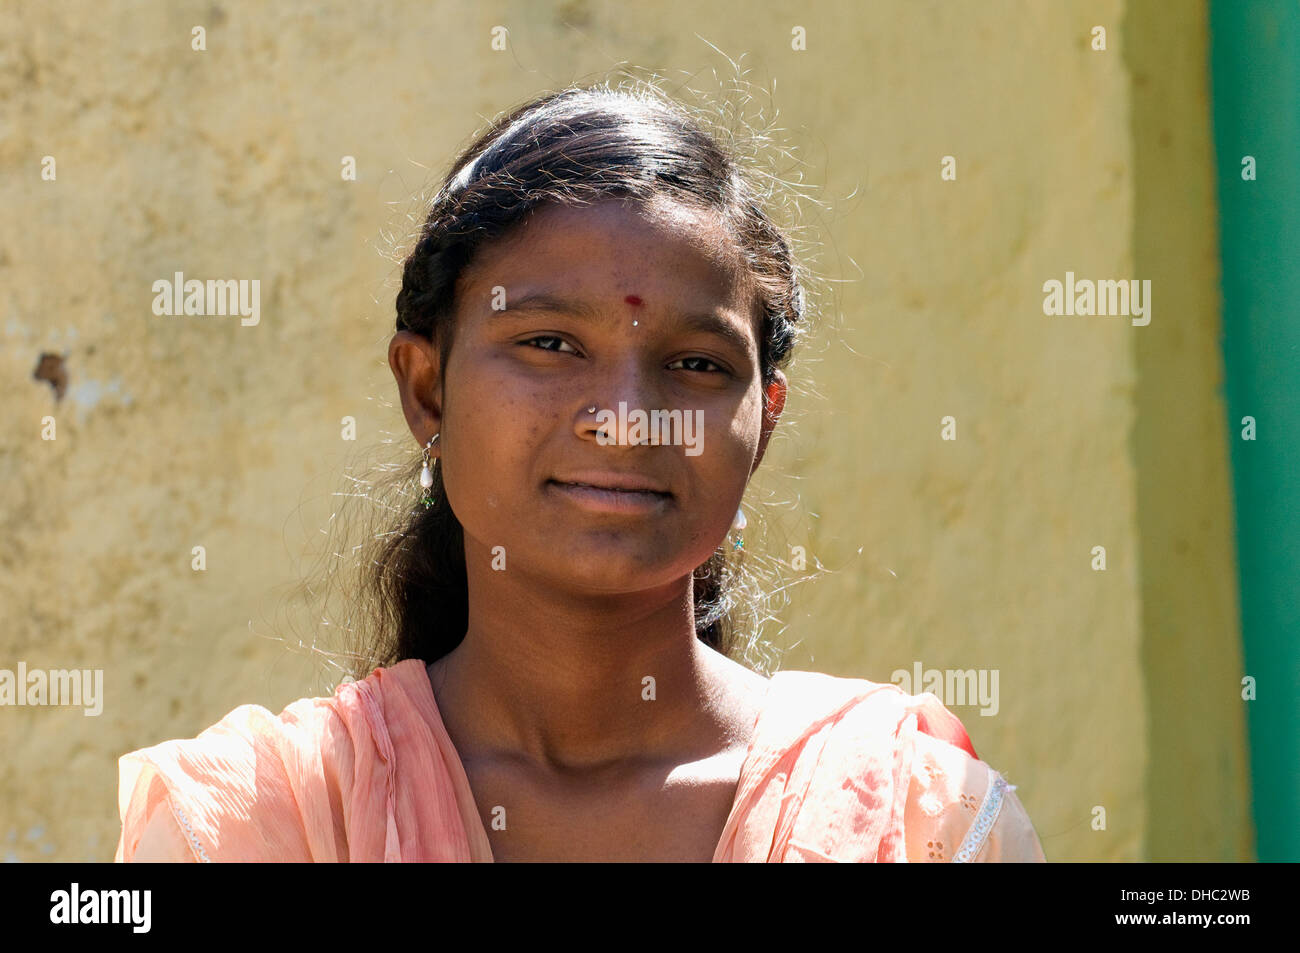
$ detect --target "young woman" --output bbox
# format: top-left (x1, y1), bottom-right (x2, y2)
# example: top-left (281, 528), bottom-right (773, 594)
top-left (115, 82), bottom-right (1046, 863)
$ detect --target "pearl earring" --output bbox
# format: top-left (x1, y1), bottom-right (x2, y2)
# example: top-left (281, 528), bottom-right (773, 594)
top-left (419, 434), bottom-right (440, 508)
top-left (731, 506), bottom-right (746, 550)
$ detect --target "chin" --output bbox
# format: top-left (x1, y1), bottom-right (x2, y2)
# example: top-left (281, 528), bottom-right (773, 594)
top-left (537, 542), bottom-right (688, 589)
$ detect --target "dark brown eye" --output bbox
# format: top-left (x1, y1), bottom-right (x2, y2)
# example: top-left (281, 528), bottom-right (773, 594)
top-left (521, 336), bottom-right (578, 354)
top-left (668, 356), bottom-right (724, 373)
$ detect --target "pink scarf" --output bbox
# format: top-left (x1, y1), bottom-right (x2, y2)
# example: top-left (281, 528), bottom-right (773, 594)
top-left (116, 659), bottom-right (977, 862)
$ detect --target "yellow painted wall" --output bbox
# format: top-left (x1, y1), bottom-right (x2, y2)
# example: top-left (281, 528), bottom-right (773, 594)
top-left (0, 0), bottom-right (1248, 862)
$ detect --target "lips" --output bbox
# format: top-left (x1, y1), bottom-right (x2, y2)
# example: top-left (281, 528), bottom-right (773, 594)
top-left (546, 475), bottom-right (672, 515)
top-left (549, 471), bottom-right (670, 495)
top-left (557, 482), bottom-right (667, 496)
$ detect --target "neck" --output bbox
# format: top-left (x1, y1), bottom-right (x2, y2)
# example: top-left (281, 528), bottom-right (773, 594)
top-left (426, 544), bottom-right (744, 774)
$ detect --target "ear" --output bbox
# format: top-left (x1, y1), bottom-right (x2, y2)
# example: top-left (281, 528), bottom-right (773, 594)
top-left (388, 330), bottom-right (444, 452)
top-left (751, 368), bottom-right (787, 475)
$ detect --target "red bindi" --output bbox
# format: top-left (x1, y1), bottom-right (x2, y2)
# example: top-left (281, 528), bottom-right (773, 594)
top-left (624, 295), bottom-right (643, 307)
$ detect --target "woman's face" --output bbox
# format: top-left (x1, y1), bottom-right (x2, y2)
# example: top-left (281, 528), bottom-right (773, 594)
top-left (392, 196), bottom-right (786, 597)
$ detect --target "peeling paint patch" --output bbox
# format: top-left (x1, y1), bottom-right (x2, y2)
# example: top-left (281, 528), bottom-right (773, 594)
top-left (32, 352), bottom-right (68, 399)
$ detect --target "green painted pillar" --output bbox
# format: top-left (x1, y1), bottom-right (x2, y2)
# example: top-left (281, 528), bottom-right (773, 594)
top-left (1209, 0), bottom-right (1300, 862)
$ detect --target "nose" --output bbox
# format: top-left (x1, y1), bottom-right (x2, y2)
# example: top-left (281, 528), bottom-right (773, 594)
top-left (572, 355), bottom-right (667, 446)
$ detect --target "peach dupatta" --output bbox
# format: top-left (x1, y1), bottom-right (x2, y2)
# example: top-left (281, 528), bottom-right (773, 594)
top-left (116, 659), bottom-right (1037, 863)
top-left (116, 659), bottom-right (489, 862)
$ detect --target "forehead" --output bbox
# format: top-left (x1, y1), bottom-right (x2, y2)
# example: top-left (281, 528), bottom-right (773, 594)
top-left (459, 197), bottom-right (756, 308)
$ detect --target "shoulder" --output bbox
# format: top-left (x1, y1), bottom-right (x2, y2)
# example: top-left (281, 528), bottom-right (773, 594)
top-left (114, 662), bottom-right (423, 862)
top-left (756, 670), bottom-right (1044, 862)
top-left (759, 669), bottom-right (976, 757)
top-left (904, 731), bottom-right (1046, 862)
top-left (700, 647), bottom-right (772, 741)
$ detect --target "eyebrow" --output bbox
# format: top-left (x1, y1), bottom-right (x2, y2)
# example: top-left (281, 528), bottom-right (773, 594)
top-left (497, 291), bottom-right (755, 356)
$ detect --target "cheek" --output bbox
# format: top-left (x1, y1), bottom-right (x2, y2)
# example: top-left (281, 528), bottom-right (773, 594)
top-left (685, 401), bottom-right (760, 513)
top-left (712, 390), bottom-right (763, 468)
top-left (440, 359), bottom-right (550, 500)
